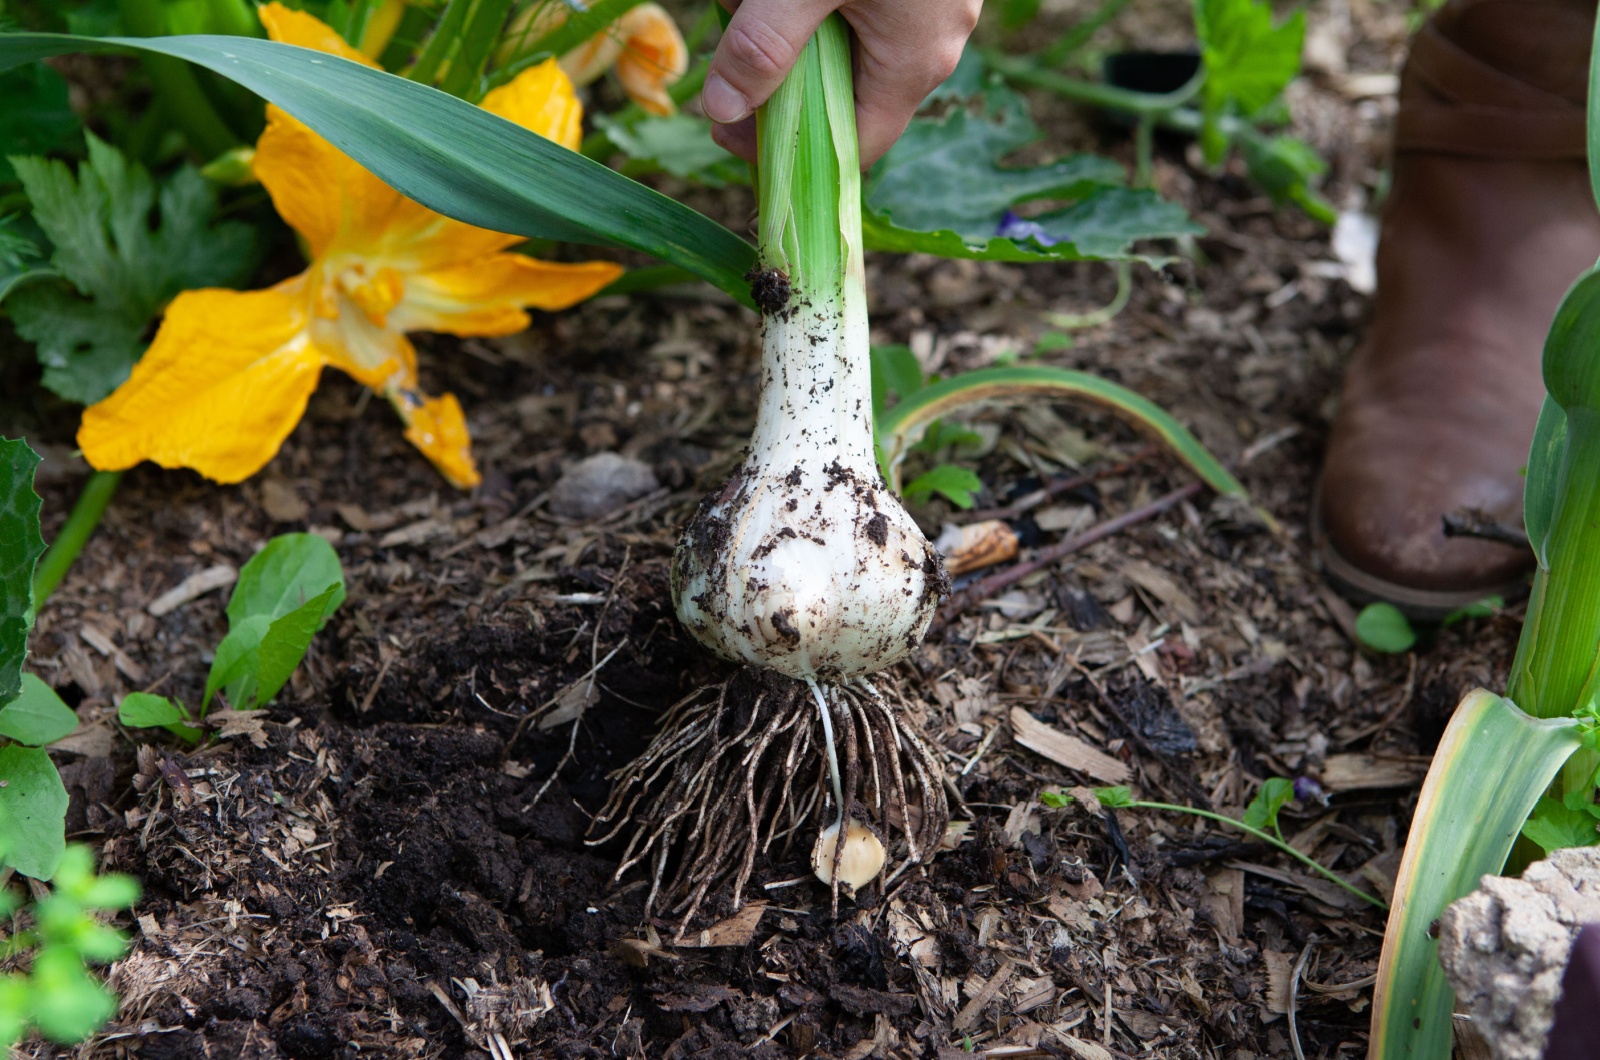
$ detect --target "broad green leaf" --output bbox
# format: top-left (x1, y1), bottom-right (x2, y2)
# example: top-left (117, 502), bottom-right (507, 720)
top-left (0, 213), bottom-right (56, 306)
top-left (27, 946), bottom-right (117, 1044)
top-left (7, 283), bottom-right (147, 404)
top-left (0, 675), bottom-right (78, 746)
top-left (866, 85), bottom-right (1124, 241)
top-left (117, 692), bottom-right (188, 729)
top-left (1014, 188), bottom-right (1207, 259)
top-left (597, 113), bottom-right (750, 188)
top-left (0, 64), bottom-right (80, 185)
top-left (227, 533), bottom-right (346, 626)
top-left (0, 439), bottom-right (45, 709)
top-left (204, 614), bottom-right (271, 711)
top-left (252, 583), bottom-right (341, 706)
top-left (1095, 786), bottom-right (1133, 808)
top-left (1525, 394), bottom-right (1569, 570)
top-left (1522, 795), bottom-right (1600, 854)
top-left (1355, 602), bottom-right (1416, 654)
top-left (874, 365), bottom-right (1257, 518)
top-left (0, 744), bottom-right (67, 879)
top-left (1237, 130), bottom-right (1336, 224)
top-left (1195, 0), bottom-right (1305, 117)
top-left (0, 33), bottom-right (758, 301)
top-left (1241, 776), bottom-right (1294, 835)
top-left (8, 134), bottom-right (256, 403)
top-left (869, 344), bottom-right (924, 419)
top-left (117, 692), bottom-right (200, 741)
top-left (903, 465), bottom-right (983, 509)
top-left (208, 580), bottom-right (339, 709)
top-left (1370, 690), bottom-right (1583, 1060)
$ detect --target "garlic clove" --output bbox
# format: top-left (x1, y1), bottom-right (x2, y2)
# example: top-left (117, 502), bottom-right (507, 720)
top-left (811, 820), bottom-right (887, 890)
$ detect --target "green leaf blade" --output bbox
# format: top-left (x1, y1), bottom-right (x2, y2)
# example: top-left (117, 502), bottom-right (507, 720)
top-left (227, 533), bottom-right (346, 627)
top-left (1526, 394), bottom-right (1569, 570)
top-left (0, 675), bottom-right (78, 746)
top-left (1355, 602), bottom-right (1416, 654)
top-left (252, 584), bottom-right (341, 706)
top-left (1370, 690), bottom-right (1583, 1059)
top-left (0, 744), bottom-right (68, 879)
top-left (0, 439), bottom-right (45, 708)
top-left (0, 33), bottom-right (758, 301)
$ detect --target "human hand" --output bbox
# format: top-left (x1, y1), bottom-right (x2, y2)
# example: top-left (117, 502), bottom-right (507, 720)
top-left (702, 0), bottom-right (983, 167)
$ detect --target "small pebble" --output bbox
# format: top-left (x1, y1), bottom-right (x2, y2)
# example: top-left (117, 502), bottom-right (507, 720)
top-left (548, 452), bottom-right (659, 520)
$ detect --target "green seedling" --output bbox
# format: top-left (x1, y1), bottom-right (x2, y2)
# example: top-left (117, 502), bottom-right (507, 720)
top-left (1041, 783), bottom-right (1386, 909)
top-left (0, 839), bottom-right (141, 1048)
top-left (1355, 602), bottom-right (1416, 654)
top-left (117, 532), bottom-right (346, 740)
top-left (984, 0), bottom-right (1333, 219)
top-left (1356, 596), bottom-right (1503, 655)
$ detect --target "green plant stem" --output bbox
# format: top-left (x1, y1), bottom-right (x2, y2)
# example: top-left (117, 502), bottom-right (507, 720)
top-left (1045, 261), bottom-right (1131, 329)
top-left (984, 50), bottom-right (1204, 116)
top-left (116, 0), bottom-right (242, 158)
top-left (1509, 408), bottom-right (1600, 721)
top-left (32, 472), bottom-right (122, 606)
top-left (1126, 800), bottom-right (1388, 909)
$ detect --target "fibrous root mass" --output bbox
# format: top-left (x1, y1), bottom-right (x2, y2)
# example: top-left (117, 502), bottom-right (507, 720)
top-left (588, 668), bottom-right (949, 931)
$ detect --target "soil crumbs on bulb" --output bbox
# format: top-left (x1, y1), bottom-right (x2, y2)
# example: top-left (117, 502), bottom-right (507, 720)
top-left (2, 7), bottom-right (1500, 1059)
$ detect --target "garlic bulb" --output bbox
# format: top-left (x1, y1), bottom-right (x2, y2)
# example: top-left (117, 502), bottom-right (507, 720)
top-left (671, 278), bottom-right (946, 679)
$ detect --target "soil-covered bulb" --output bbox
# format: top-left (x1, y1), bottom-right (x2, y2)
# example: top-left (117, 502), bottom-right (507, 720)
top-left (671, 286), bottom-right (947, 679)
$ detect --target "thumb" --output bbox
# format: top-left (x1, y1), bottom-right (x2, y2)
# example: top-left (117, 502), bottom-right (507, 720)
top-left (702, 0), bottom-right (838, 125)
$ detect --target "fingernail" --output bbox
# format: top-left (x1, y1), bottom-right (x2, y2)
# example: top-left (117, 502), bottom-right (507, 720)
top-left (701, 72), bottom-right (750, 124)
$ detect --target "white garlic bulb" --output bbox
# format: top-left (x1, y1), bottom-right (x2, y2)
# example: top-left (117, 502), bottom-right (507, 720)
top-left (671, 280), bottom-right (946, 680)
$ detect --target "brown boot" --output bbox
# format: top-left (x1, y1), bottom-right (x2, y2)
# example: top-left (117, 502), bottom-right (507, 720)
top-left (1314, 0), bottom-right (1600, 616)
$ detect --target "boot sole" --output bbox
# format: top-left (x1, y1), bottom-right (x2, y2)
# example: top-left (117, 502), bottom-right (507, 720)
top-left (1309, 481), bottom-right (1531, 622)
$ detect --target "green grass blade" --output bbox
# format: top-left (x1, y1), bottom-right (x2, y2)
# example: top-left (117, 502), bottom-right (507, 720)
top-left (1369, 689), bottom-right (1582, 1060)
top-left (1526, 394), bottom-right (1569, 571)
top-left (0, 33), bottom-right (757, 301)
top-left (873, 365), bottom-right (1264, 522)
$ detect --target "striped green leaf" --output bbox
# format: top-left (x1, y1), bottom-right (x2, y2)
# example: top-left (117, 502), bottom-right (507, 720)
top-left (873, 365), bottom-right (1264, 523)
top-left (0, 33), bottom-right (756, 300)
top-left (1370, 689), bottom-right (1582, 1060)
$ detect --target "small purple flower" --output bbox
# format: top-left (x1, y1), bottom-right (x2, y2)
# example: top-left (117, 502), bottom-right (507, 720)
top-left (1294, 775), bottom-right (1328, 805)
top-left (997, 210), bottom-right (1060, 246)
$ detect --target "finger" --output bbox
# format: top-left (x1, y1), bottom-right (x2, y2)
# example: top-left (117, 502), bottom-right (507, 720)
top-left (703, 0), bottom-right (839, 125)
top-left (710, 115), bottom-right (758, 163)
top-left (842, 0), bottom-right (980, 166)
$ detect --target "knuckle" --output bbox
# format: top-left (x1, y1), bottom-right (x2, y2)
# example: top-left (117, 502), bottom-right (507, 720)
top-left (930, 41), bottom-right (966, 82)
top-left (721, 20), bottom-right (794, 82)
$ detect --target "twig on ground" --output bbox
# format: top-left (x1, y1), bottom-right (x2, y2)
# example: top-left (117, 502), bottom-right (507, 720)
top-left (938, 481), bottom-right (1205, 625)
top-left (957, 444), bottom-right (1159, 524)
top-left (1288, 940), bottom-right (1316, 1060)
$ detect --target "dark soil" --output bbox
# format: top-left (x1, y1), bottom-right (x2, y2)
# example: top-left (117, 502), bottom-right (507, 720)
top-left (2, 1), bottom-right (1523, 1057)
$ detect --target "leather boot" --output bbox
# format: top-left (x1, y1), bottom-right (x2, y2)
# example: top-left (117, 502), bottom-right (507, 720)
top-left (1314, 0), bottom-right (1600, 616)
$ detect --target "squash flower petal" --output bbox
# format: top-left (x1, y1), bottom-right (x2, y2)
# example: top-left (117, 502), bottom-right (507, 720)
top-left (607, 4), bottom-right (689, 118)
top-left (80, 4), bottom-right (622, 491)
top-left (505, 2), bottom-right (687, 117)
top-left (78, 284), bottom-right (324, 485)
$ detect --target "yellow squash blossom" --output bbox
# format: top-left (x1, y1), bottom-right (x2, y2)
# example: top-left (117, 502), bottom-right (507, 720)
top-left (504, 2), bottom-right (687, 117)
top-left (79, 3), bottom-right (622, 489)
